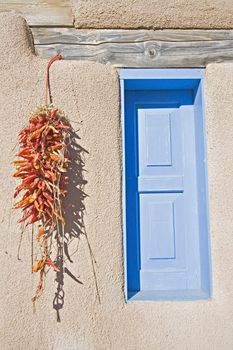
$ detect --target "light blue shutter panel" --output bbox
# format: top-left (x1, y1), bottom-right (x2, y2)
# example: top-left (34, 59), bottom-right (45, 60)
top-left (138, 107), bottom-right (201, 291)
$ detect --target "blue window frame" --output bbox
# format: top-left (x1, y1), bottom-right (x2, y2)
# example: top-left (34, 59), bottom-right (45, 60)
top-left (120, 69), bottom-right (212, 301)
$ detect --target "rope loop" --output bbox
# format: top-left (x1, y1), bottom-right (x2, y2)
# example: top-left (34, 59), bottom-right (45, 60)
top-left (45, 54), bottom-right (62, 106)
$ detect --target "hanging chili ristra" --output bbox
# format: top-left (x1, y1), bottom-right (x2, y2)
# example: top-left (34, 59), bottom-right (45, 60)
top-left (13, 54), bottom-right (71, 302)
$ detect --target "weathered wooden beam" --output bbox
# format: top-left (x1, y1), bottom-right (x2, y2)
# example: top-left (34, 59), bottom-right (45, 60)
top-left (31, 28), bottom-right (233, 67)
top-left (0, 1), bottom-right (73, 27)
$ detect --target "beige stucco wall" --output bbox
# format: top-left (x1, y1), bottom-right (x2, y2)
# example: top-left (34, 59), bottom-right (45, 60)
top-left (72, 0), bottom-right (233, 29)
top-left (1, 12), bottom-right (233, 350)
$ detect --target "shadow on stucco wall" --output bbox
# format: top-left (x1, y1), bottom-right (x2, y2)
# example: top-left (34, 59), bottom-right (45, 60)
top-left (52, 126), bottom-right (99, 322)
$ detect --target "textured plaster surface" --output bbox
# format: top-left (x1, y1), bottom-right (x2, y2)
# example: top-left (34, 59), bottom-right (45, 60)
top-left (72, 0), bottom-right (233, 29)
top-left (1, 12), bottom-right (233, 350)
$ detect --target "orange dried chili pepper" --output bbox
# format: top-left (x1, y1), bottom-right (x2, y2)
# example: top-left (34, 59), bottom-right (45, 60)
top-left (36, 226), bottom-right (44, 241)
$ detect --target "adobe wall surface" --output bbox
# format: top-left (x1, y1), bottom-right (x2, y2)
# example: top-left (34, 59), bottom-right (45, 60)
top-left (0, 12), bottom-right (233, 350)
top-left (72, 0), bottom-right (233, 29)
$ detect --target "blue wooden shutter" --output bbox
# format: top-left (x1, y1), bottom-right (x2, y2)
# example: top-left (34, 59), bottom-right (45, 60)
top-left (121, 69), bottom-right (211, 301)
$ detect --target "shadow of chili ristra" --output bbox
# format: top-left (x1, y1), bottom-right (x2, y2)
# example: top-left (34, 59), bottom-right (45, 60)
top-left (53, 128), bottom-right (91, 322)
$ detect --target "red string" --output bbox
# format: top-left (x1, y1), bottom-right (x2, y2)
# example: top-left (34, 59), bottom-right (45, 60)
top-left (45, 54), bottom-right (62, 106)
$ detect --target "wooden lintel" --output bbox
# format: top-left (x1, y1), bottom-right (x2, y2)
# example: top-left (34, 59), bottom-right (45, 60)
top-left (31, 27), bottom-right (233, 67)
